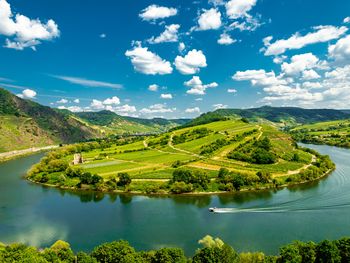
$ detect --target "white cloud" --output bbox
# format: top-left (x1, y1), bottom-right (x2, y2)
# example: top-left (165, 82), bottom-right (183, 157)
top-left (113, 104), bottom-right (137, 114)
top-left (148, 24), bottom-right (180, 44)
top-left (73, 99), bottom-right (80, 103)
top-left (281, 53), bottom-right (319, 76)
top-left (0, 0), bottom-right (60, 50)
top-left (213, 103), bottom-right (228, 110)
top-left (328, 35), bottom-right (350, 62)
top-left (125, 43), bottom-right (173, 75)
top-left (302, 82), bottom-right (322, 89)
top-left (344, 17), bottom-right (350, 24)
top-left (57, 106), bottom-right (83, 112)
top-left (227, 88), bottom-right (237, 93)
top-left (52, 75), bottom-right (122, 89)
top-left (229, 16), bottom-right (262, 32)
top-left (140, 104), bottom-right (175, 114)
top-left (148, 84), bottom-right (159, 92)
top-left (184, 76), bottom-right (218, 95)
top-left (225, 0), bottom-right (257, 19)
top-left (178, 42), bottom-right (185, 52)
top-left (99, 33), bottom-right (106, 38)
top-left (17, 89), bottom-right (36, 99)
top-left (264, 25), bottom-right (348, 56)
top-left (233, 69), bottom-right (287, 86)
top-left (197, 8), bottom-right (222, 31)
top-left (302, 69), bottom-right (321, 80)
top-left (218, 33), bottom-right (236, 45)
top-left (160, 93), bottom-right (173, 99)
top-left (174, 49), bottom-right (207, 74)
top-left (185, 107), bottom-right (200, 113)
top-left (103, 96), bottom-right (120, 105)
top-left (139, 5), bottom-right (177, 21)
top-left (57, 98), bottom-right (68, 104)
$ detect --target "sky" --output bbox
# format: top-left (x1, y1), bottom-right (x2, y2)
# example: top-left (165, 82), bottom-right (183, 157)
top-left (1, 0), bottom-right (350, 119)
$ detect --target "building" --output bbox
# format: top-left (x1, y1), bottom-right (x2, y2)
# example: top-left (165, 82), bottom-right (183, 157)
top-left (72, 153), bottom-right (83, 165)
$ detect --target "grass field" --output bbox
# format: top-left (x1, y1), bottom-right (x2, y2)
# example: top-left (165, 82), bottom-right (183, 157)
top-left (290, 119), bottom-right (350, 148)
top-left (57, 120), bottom-right (313, 181)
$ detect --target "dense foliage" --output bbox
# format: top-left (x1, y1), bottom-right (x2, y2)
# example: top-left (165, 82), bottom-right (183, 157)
top-left (1, 236), bottom-right (350, 262)
top-left (228, 137), bottom-right (277, 164)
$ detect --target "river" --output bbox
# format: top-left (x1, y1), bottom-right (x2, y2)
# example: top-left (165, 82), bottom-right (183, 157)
top-left (0, 144), bottom-right (349, 255)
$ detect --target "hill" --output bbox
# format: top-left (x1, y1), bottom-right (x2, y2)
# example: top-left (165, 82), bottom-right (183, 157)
top-left (75, 111), bottom-right (190, 134)
top-left (0, 88), bottom-right (190, 153)
top-left (27, 119), bottom-right (334, 194)
top-left (0, 88), bottom-right (104, 152)
top-left (185, 106), bottom-right (350, 127)
top-left (290, 119), bottom-right (350, 148)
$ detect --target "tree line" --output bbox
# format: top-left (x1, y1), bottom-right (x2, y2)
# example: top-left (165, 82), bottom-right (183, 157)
top-left (1, 235), bottom-right (350, 262)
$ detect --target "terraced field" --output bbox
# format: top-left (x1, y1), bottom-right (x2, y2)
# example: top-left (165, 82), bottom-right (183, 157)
top-left (27, 119), bottom-right (337, 194)
top-left (290, 119), bottom-right (350, 148)
top-left (61, 120), bottom-right (312, 181)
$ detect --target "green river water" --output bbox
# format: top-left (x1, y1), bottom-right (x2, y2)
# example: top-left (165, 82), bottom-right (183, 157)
top-left (0, 144), bottom-right (349, 255)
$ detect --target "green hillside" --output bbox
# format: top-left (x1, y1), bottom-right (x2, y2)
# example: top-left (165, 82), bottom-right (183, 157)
top-left (290, 119), bottom-right (350, 148)
top-left (27, 119), bottom-right (334, 194)
top-left (0, 88), bottom-right (104, 152)
top-left (185, 106), bottom-right (350, 127)
top-left (75, 111), bottom-right (190, 134)
top-left (0, 88), bottom-right (189, 152)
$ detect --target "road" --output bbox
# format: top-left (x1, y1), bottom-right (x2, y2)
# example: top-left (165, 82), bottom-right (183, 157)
top-left (0, 145), bottom-right (59, 161)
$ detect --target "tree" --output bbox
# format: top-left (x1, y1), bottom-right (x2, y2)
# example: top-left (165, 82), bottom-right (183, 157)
top-left (279, 243), bottom-right (302, 263)
top-left (336, 237), bottom-right (350, 263)
top-left (117, 173), bottom-right (132, 187)
top-left (316, 240), bottom-right (341, 263)
top-left (152, 248), bottom-right (187, 263)
top-left (91, 240), bottom-right (140, 263)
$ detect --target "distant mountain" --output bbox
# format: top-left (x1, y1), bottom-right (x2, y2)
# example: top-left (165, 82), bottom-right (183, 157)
top-left (0, 88), bottom-right (102, 152)
top-left (185, 106), bottom-right (350, 127)
top-left (75, 111), bottom-right (190, 134)
top-left (0, 88), bottom-right (190, 152)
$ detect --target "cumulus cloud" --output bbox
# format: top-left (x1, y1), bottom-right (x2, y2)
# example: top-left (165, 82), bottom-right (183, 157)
top-left (178, 42), bottom-right (185, 52)
top-left (185, 107), bottom-right (200, 113)
top-left (102, 96), bottom-right (120, 105)
top-left (184, 76), bottom-right (218, 95)
top-left (17, 89), bottom-right (36, 99)
top-left (174, 49), bottom-right (207, 74)
top-left (52, 75), bottom-right (122, 89)
top-left (233, 69), bottom-right (287, 86)
top-left (148, 24), bottom-right (180, 44)
top-left (139, 5), bottom-right (177, 21)
top-left (125, 42), bottom-right (173, 75)
top-left (0, 0), bottom-right (60, 50)
top-left (213, 103), bottom-right (228, 110)
top-left (148, 84), bottom-right (159, 92)
top-left (302, 69), bottom-right (321, 80)
top-left (57, 98), bottom-right (68, 104)
top-left (225, 0), bottom-right (257, 19)
top-left (344, 17), bottom-right (350, 24)
top-left (57, 106), bottom-right (83, 112)
top-left (73, 99), bottom-right (80, 103)
top-left (229, 15), bottom-right (261, 32)
top-left (160, 93), bottom-right (173, 99)
top-left (140, 104), bottom-right (175, 114)
top-left (218, 33), bottom-right (236, 45)
top-left (227, 88), bottom-right (237, 93)
top-left (263, 25), bottom-right (348, 56)
top-left (281, 53), bottom-right (319, 76)
top-left (328, 35), bottom-right (350, 62)
top-left (197, 8), bottom-right (222, 31)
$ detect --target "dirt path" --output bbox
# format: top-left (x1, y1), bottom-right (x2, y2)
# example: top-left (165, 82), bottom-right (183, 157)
top-left (0, 145), bottom-right (59, 161)
top-left (285, 155), bottom-right (317, 176)
top-left (168, 133), bottom-right (203, 158)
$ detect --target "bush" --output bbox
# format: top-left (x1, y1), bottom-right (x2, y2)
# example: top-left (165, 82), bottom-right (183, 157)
top-left (117, 173), bottom-right (132, 187)
top-left (170, 182), bottom-right (193, 194)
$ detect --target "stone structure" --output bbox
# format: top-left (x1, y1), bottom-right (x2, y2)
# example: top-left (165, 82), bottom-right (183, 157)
top-left (72, 153), bottom-right (83, 165)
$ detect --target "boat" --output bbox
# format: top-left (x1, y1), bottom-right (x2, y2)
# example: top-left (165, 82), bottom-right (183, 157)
top-left (209, 207), bottom-right (237, 213)
top-left (209, 207), bottom-right (216, 212)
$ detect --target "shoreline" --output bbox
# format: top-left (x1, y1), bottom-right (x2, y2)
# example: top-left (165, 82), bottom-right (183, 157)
top-left (26, 167), bottom-right (335, 197)
top-left (0, 145), bottom-right (59, 163)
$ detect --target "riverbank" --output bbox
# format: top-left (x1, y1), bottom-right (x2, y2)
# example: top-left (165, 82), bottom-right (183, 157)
top-left (26, 164), bottom-right (335, 197)
top-left (0, 145), bottom-right (59, 163)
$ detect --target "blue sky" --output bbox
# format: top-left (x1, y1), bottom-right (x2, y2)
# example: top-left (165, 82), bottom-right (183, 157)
top-left (1, 0), bottom-right (350, 118)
